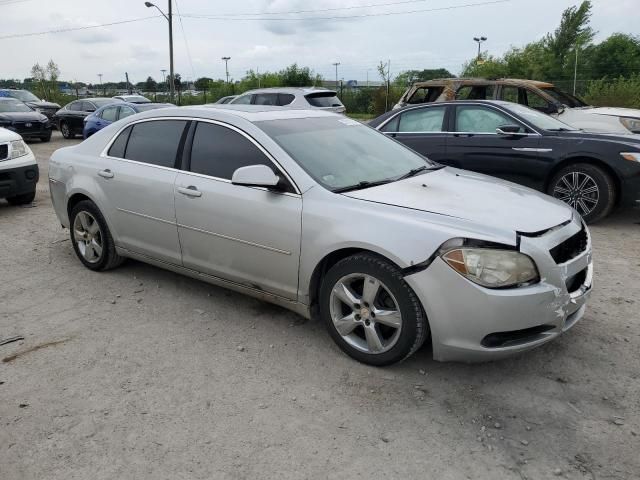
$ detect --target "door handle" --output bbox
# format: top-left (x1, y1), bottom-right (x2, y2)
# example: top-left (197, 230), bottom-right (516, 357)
top-left (177, 186), bottom-right (202, 197)
top-left (98, 169), bottom-right (114, 179)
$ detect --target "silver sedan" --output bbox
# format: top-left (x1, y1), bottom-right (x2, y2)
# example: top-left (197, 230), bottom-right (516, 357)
top-left (48, 105), bottom-right (592, 365)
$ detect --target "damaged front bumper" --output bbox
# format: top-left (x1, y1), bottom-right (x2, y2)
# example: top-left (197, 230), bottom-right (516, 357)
top-left (404, 216), bottom-right (592, 362)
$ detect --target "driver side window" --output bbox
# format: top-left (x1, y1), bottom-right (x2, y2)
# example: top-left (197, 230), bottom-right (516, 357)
top-left (455, 106), bottom-right (523, 133)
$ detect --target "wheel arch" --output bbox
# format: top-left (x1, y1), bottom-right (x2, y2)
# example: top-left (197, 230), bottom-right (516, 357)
top-left (307, 247), bottom-right (404, 319)
top-left (545, 156), bottom-right (622, 205)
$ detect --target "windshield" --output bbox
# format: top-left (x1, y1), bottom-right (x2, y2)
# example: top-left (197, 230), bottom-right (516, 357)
top-left (1, 90), bottom-right (40, 102)
top-left (257, 116), bottom-right (434, 191)
top-left (506, 103), bottom-right (579, 131)
top-left (94, 98), bottom-right (120, 107)
top-left (0, 99), bottom-right (33, 112)
top-left (540, 87), bottom-right (588, 107)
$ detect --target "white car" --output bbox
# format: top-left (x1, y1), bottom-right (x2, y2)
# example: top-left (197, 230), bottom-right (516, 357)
top-left (0, 127), bottom-right (38, 205)
top-left (229, 87), bottom-right (346, 114)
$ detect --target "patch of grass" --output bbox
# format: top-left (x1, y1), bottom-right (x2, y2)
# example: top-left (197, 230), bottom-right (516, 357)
top-left (347, 112), bottom-right (376, 121)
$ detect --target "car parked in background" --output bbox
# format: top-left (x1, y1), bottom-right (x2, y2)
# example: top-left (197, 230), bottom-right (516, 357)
top-left (0, 98), bottom-right (52, 142)
top-left (54, 98), bottom-right (124, 139)
top-left (0, 127), bottom-right (39, 205)
top-left (83, 102), bottom-right (174, 138)
top-left (112, 94), bottom-right (151, 104)
top-left (229, 87), bottom-right (346, 113)
top-left (393, 78), bottom-right (640, 134)
top-left (214, 95), bottom-right (237, 104)
top-left (49, 105), bottom-right (591, 366)
top-left (0, 88), bottom-right (60, 123)
top-left (371, 100), bottom-right (640, 223)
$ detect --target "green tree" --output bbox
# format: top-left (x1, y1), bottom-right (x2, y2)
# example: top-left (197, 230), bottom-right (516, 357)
top-left (583, 33), bottom-right (640, 79)
top-left (194, 77), bottom-right (213, 90)
top-left (394, 68), bottom-right (455, 86)
top-left (145, 76), bottom-right (158, 92)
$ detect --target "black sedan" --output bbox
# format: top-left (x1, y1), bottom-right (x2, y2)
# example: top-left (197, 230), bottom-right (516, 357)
top-left (370, 100), bottom-right (640, 223)
top-left (54, 98), bottom-right (123, 139)
top-left (0, 98), bottom-right (52, 142)
top-left (0, 88), bottom-right (60, 122)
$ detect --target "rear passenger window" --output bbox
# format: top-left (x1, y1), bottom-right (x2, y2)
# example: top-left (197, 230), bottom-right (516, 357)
top-left (456, 85), bottom-right (494, 100)
top-left (407, 87), bottom-right (444, 104)
top-left (278, 93), bottom-right (295, 106)
top-left (190, 122), bottom-right (277, 181)
top-left (254, 93), bottom-right (278, 105)
top-left (398, 107), bottom-right (445, 132)
top-left (124, 120), bottom-right (188, 168)
top-left (107, 126), bottom-right (131, 158)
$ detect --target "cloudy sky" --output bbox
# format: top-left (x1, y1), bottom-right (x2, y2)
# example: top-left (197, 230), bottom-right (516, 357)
top-left (0, 0), bottom-right (635, 85)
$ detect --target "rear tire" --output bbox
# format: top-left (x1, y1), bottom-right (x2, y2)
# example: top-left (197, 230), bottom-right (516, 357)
top-left (548, 163), bottom-right (616, 224)
top-left (69, 200), bottom-right (124, 271)
top-left (320, 253), bottom-right (429, 366)
top-left (6, 191), bottom-right (35, 205)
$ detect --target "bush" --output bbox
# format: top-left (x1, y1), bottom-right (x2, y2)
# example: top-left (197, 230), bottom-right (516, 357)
top-left (582, 75), bottom-right (640, 108)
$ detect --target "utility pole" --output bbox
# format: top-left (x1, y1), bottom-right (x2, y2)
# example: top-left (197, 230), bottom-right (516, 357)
top-left (125, 72), bottom-right (131, 94)
top-left (366, 69), bottom-right (370, 88)
top-left (160, 69), bottom-right (167, 95)
top-left (257, 67), bottom-right (260, 88)
top-left (97, 73), bottom-right (103, 96)
top-left (222, 57), bottom-right (231, 85)
top-left (573, 44), bottom-right (579, 96)
top-left (332, 62), bottom-right (340, 90)
top-left (473, 36), bottom-right (487, 63)
top-left (145, 1), bottom-right (174, 102)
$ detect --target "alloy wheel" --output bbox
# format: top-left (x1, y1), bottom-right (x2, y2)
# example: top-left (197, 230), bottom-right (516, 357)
top-left (329, 273), bottom-right (402, 354)
top-left (61, 123), bottom-right (70, 138)
top-left (73, 211), bottom-right (103, 263)
top-left (552, 171), bottom-right (599, 217)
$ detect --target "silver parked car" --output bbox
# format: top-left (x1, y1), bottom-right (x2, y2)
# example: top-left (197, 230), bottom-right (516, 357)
top-left (48, 105), bottom-right (592, 365)
top-left (229, 87), bottom-right (346, 113)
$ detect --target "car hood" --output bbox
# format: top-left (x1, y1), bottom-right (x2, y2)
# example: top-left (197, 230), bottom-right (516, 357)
top-left (578, 106), bottom-right (640, 118)
top-left (0, 112), bottom-right (48, 122)
top-left (342, 167), bottom-right (573, 234)
top-left (0, 126), bottom-right (21, 141)
top-left (26, 100), bottom-right (61, 109)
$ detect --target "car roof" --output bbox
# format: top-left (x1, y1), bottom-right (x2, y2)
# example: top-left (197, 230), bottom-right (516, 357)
top-left (409, 78), bottom-right (555, 89)
top-left (238, 87), bottom-right (336, 95)
top-left (129, 104), bottom-right (338, 123)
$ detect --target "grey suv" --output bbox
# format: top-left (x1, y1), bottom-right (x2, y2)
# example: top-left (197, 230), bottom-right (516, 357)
top-left (229, 87), bottom-right (345, 113)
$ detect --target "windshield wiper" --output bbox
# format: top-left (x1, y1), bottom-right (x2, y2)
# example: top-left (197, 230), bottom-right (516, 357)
top-left (396, 164), bottom-right (444, 180)
top-left (333, 179), bottom-right (394, 193)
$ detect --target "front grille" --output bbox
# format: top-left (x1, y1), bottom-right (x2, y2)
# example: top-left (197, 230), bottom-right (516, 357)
top-left (0, 144), bottom-right (7, 161)
top-left (566, 267), bottom-right (587, 293)
top-left (550, 225), bottom-right (588, 264)
top-left (13, 121), bottom-right (43, 132)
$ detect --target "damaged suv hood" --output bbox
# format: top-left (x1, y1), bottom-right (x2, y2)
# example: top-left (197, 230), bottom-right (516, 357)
top-left (342, 167), bottom-right (573, 234)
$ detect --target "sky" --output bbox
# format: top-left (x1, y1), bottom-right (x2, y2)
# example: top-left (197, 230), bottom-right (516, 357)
top-left (0, 0), bottom-right (636, 85)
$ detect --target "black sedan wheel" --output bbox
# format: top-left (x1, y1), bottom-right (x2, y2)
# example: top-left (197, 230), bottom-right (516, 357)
top-left (548, 163), bottom-right (616, 223)
top-left (60, 121), bottom-right (73, 139)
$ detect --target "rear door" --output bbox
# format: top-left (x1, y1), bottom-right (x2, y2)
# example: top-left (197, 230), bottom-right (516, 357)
top-left (379, 105), bottom-right (448, 163)
top-left (65, 101), bottom-right (89, 133)
top-left (174, 120), bottom-right (302, 300)
top-left (98, 119), bottom-right (188, 264)
top-left (445, 104), bottom-right (543, 188)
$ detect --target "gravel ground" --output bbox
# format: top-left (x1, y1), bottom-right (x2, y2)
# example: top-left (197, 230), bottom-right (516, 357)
top-left (1, 132), bottom-right (639, 480)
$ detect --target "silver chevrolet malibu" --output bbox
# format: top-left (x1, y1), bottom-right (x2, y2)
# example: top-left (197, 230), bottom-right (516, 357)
top-left (48, 105), bottom-right (593, 366)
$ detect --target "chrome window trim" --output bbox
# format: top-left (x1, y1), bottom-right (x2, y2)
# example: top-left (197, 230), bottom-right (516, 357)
top-left (376, 102), bottom-right (542, 136)
top-left (99, 116), bottom-right (301, 195)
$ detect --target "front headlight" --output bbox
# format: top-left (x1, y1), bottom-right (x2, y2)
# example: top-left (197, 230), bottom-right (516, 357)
top-left (620, 152), bottom-right (640, 163)
top-left (10, 139), bottom-right (30, 159)
top-left (619, 117), bottom-right (640, 133)
top-left (442, 248), bottom-right (539, 288)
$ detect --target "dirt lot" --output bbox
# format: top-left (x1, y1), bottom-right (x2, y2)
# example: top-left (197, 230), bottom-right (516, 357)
top-left (1, 132), bottom-right (639, 480)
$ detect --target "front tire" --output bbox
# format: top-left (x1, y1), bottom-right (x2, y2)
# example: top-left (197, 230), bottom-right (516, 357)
top-left (60, 121), bottom-right (73, 139)
top-left (69, 200), bottom-right (123, 271)
top-left (6, 191), bottom-right (35, 205)
top-left (40, 134), bottom-right (51, 142)
top-left (319, 253), bottom-right (429, 366)
top-left (548, 163), bottom-right (616, 224)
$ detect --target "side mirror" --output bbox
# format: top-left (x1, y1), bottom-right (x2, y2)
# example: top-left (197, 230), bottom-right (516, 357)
top-left (231, 164), bottom-right (280, 189)
top-left (546, 102), bottom-right (564, 115)
top-left (496, 125), bottom-right (526, 136)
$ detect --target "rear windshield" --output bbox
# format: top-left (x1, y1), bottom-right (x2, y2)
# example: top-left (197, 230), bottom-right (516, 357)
top-left (305, 92), bottom-right (343, 108)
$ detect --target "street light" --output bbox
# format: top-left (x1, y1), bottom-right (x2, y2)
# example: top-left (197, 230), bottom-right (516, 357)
top-left (473, 36), bottom-right (487, 63)
top-left (222, 57), bottom-right (231, 85)
top-left (145, 1), bottom-right (174, 102)
top-left (332, 62), bottom-right (340, 89)
top-left (97, 73), bottom-right (103, 96)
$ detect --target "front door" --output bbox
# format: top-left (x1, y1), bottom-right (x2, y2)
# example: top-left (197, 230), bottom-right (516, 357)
top-left (97, 119), bottom-right (189, 264)
top-left (174, 121), bottom-right (302, 300)
top-left (445, 104), bottom-right (543, 188)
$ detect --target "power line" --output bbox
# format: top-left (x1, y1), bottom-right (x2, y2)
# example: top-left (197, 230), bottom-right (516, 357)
top-left (206, 0), bottom-right (431, 17)
top-left (174, 0), bottom-right (196, 83)
top-left (0, 15), bottom-right (162, 40)
top-left (180, 0), bottom-right (512, 21)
